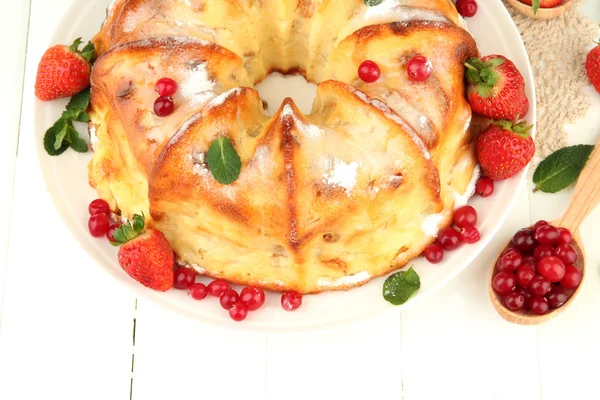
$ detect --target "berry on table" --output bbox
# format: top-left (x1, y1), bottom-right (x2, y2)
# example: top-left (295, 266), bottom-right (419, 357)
top-left (516, 264), bottom-right (536, 288)
top-left (437, 227), bottom-right (461, 250)
top-left (424, 243), bottom-right (444, 264)
top-left (511, 228), bottom-right (537, 253)
top-left (89, 199), bottom-right (110, 216)
top-left (529, 275), bottom-right (551, 296)
top-left (229, 302), bottom-right (248, 321)
top-left (492, 271), bottom-right (516, 295)
top-left (154, 96), bottom-right (175, 117)
top-left (281, 291), bottom-right (303, 311)
top-left (358, 60), bottom-right (381, 83)
top-left (530, 296), bottom-right (549, 315)
top-left (504, 291), bottom-right (525, 311)
top-left (220, 289), bottom-right (240, 310)
top-left (459, 226), bottom-right (480, 244)
top-left (207, 279), bottom-right (230, 297)
top-left (240, 286), bottom-right (266, 311)
top-left (555, 244), bottom-right (578, 265)
top-left (496, 248), bottom-right (522, 272)
top-left (453, 205), bottom-right (477, 228)
top-left (173, 267), bottom-right (196, 289)
top-left (536, 256), bottom-right (566, 283)
top-left (189, 283), bottom-right (208, 300)
top-left (456, 0), bottom-right (478, 18)
top-left (407, 56), bottom-right (433, 82)
top-left (88, 214), bottom-right (110, 237)
top-left (475, 176), bottom-right (494, 197)
top-left (560, 265), bottom-right (582, 289)
top-left (155, 77), bottom-right (178, 97)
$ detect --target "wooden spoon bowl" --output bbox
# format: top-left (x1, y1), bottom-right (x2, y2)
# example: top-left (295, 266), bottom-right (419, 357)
top-left (489, 141), bottom-right (600, 325)
top-left (505, 0), bottom-right (575, 20)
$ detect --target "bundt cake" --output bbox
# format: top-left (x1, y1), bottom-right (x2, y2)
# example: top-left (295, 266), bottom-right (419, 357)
top-left (89, 0), bottom-right (480, 293)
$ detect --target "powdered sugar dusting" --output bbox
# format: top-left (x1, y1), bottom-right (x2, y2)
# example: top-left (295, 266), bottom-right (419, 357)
top-left (281, 104), bottom-right (324, 138)
top-left (323, 158), bottom-right (360, 195)
top-left (453, 165), bottom-right (481, 209)
top-left (206, 88), bottom-right (243, 108)
top-left (316, 271), bottom-right (371, 289)
top-left (179, 62), bottom-right (216, 106)
top-left (421, 211), bottom-right (448, 238)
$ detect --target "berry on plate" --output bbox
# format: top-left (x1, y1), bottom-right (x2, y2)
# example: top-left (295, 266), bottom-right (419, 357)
top-left (358, 60), bottom-right (381, 83)
top-left (456, 0), bottom-right (478, 17)
top-left (113, 214), bottom-right (174, 292)
top-left (281, 291), bottom-right (303, 311)
top-left (475, 176), bottom-right (494, 197)
top-left (35, 38), bottom-right (95, 101)
top-left (407, 56), bottom-right (433, 82)
top-left (465, 55), bottom-right (529, 120)
top-left (476, 119), bottom-right (535, 181)
top-left (586, 42), bottom-right (600, 94)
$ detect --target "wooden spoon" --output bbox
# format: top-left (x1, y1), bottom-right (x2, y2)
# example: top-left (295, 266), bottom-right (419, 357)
top-left (505, 0), bottom-right (575, 20)
top-left (489, 142), bottom-right (600, 325)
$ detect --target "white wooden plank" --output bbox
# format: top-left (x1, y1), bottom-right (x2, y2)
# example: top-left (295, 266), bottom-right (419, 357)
top-left (131, 299), bottom-right (267, 400)
top-left (0, 0), bottom-right (30, 323)
top-left (534, 88), bottom-right (600, 400)
top-left (0, 1), bottom-right (136, 399)
top-left (266, 313), bottom-right (402, 400)
top-left (401, 187), bottom-right (541, 400)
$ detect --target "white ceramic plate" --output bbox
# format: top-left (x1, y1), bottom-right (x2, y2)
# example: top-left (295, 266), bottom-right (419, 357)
top-left (35, 0), bottom-right (536, 333)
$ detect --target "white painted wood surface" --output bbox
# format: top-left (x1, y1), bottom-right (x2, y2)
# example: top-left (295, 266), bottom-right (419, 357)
top-left (0, 1), bottom-right (599, 399)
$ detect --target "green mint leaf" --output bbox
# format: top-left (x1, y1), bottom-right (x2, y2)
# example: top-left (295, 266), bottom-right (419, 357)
top-left (532, 0), bottom-right (541, 14)
top-left (44, 119), bottom-right (70, 156)
top-left (533, 145), bottom-right (595, 193)
top-left (53, 119), bottom-right (70, 150)
top-left (80, 41), bottom-right (95, 63)
top-left (132, 213), bottom-right (145, 234)
top-left (69, 37), bottom-right (83, 52)
top-left (364, 0), bottom-right (384, 6)
top-left (74, 111), bottom-right (91, 123)
top-left (206, 137), bottom-right (242, 185)
top-left (383, 267), bottom-right (421, 306)
top-left (70, 134), bottom-right (89, 153)
top-left (66, 88), bottom-right (91, 115)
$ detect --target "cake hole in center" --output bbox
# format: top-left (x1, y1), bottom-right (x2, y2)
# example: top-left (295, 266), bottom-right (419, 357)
top-left (254, 72), bottom-right (317, 116)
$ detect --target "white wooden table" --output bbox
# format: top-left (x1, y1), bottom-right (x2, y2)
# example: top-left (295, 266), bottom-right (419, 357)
top-left (1, 1), bottom-right (599, 399)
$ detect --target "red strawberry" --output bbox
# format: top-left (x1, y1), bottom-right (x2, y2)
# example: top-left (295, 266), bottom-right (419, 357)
top-left (35, 38), bottom-right (94, 101)
top-left (477, 120), bottom-right (535, 181)
top-left (113, 214), bottom-right (174, 291)
top-left (465, 55), bottom-right (529, 121)
top-left (586, 43), bottom-right (600, 94)
top-left (519, 0), bottom-right (563, 12)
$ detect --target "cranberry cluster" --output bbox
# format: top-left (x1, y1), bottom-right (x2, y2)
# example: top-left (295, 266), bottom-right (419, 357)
top-left (424, 205), bottom-right (481, 264)
top-left (88, 198), bottom-right (121, 242)
top-left (358, 56), bottom-right (433, 84)
top-left (492, 221), bottom-right (582, 315)
top-left (173, 268), bottom-right (303, 321)
top-left (154, 77), bottom-right (177, 117)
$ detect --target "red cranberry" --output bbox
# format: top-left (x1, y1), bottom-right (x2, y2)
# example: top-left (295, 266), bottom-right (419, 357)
top-left (437, 227), bottom-right (461, 250)
top-left (504, 291), bottom-right (525, 311)
top-left (475, 176), bottom-right (494, 197)
top-left (547, 285), bottom-right (569, 309)
top-left (229, 302), bottom-right (248, 321)
top-left (522, 255), bottom-right (537, 266)
top-left (516, 264), bottom-right (536, 288)
top-left (424, 243), bottom-right (444, 264)
top-left (533, 220), bottom-right (549, 231)
top-left (220, 289), bottom-right (240, 310)
top-left (529, 275), bottom-right (551, 296)
top-left (555, 244), bottom-right (578, 265)
top-left (188, 283), bottom-right (208, 300)
top-left (492, 271), bottom-right (516, 295)
top-left (496, 248), bottom-right (522, 272)
top-left (453, 205), bottom-right (477, 228)
top-left (281, 291), bottom-right (303, 311)
top-left (88, 214), bottom-right (110, 237)
top-left (511, 229), bottom-right (537, 253)
top-left (407, 56), bottom-right (433, 82)
top-left (154, 96), bottom-right (175, 117)
top-left (207, 279), bottom-right (230, 297)
top-left (516, 286), bottom-right (532, 309)
top-left (456, 0), bottom-right (478, 18)
top-left (173, 267), bottom-right (196, 289)
top-left (534, 244), bottom-right (555, 260)
top-left (240, 286), bottom-right (265, 311)
top-left (560, 265), bottom-right (582, 289)
top-left (358, 60), bottom-right (381, 83)
top-left (155, 77), bottom-right (178, 97)
top-left (89, 199), bottom-right (110, 216)
top-left (107, 224), bottom-right (119, 242)
top-left (535, 225), bottom-right (560, 245)
top-left (537, 256), bottom-right (566, 282)
top-left (557, 228), bottom-right (572, 245)
top-left (459, 226), bottom-right (480, 244)
top-left (530, 296), bottom-right (549, 315)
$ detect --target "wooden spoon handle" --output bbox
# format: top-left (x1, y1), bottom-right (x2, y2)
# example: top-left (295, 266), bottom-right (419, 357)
top-left (556, 142), bottom-right (600, 233)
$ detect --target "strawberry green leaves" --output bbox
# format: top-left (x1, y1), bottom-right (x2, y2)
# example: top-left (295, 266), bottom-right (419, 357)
top-left (69, 37), bottom-right (95, 63)
top-left (532, 0), bottom-right (541, 15)
top-left (206, 137), bottom-right (242, 185)
top-left (465, 57), bottom-right (506, 98)
top-left (112, 214), bottom-right (146, 245)
top-left (383, 267), bottom-right (421, 305)
top-left (492, 119), bottom-right (533, 139)
top-left (44, 88), bottom-right (91, 155)
top-left (533, 145), bottom-right (595, 193)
